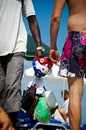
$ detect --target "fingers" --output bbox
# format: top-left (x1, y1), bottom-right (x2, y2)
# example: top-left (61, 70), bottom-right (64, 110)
top-left (1, 123), bottom-right (15, 130)
top-left (49, 49), bottom-right (60, 65)
top-left (0, 107), bottom-right (15, 130)
top-left (1, 120), bottom-right (15, 130)
top-left (35, 50), bottom-right (45, 57)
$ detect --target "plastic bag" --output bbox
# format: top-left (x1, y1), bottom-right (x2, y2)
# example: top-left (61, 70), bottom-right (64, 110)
top-left (44, 91), bottom-right (58, 109)
top-left (34, 97), bottom-right (51, 123)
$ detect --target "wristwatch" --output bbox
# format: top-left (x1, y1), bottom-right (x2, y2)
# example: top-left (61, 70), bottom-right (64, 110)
top-left (36, 46), bottom-right (45, 52)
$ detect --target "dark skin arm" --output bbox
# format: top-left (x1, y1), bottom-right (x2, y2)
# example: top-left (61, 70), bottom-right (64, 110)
top-left (27, 15), bottom-right (44, 57)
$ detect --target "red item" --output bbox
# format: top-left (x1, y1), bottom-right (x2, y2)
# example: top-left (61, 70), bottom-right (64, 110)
top-left (34, 56), bottom-right (53, 69)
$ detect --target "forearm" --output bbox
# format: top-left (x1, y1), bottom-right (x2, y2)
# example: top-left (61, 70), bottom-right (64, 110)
top-left (50, 16), bottom-right (60, 50)
top-left (27, 15), bottom-right (42, 47)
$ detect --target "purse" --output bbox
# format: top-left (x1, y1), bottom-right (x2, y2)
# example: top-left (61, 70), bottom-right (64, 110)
top-left (21, 84), bottom-right (38, 117)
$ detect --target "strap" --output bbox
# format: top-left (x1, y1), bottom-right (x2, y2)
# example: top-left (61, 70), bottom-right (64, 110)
top-left (22, 0), bottom-right (24, 8)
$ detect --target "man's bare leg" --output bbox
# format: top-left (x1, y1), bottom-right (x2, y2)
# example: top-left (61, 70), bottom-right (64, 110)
top-left (68, 77), bottom-right (83, 130)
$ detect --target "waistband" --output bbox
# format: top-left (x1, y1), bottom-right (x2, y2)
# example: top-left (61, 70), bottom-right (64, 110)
top-left (68, 31), bottom-right (86, 37)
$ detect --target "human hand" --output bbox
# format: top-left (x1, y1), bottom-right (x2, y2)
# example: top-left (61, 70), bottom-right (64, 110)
top-left (35, 50), bottom-right (45, 57)
top-left (0, 107), bottom-right (15, 130)
top-left (49, 49), bottom-right (60, 66)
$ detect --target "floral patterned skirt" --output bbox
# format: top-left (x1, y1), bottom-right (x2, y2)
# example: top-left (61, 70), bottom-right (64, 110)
top-left (58, 31), bottom-right (86, 77)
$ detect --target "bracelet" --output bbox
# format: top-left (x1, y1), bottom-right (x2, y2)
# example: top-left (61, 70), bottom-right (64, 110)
top-left (36, 46), bottom-right (45, 52)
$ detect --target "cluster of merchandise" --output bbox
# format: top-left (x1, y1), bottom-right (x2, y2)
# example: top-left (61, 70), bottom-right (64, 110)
top-left (16, 56), bottom-right (58, 129)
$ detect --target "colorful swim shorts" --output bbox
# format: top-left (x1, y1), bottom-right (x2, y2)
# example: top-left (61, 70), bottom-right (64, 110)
top-left (58, 31), bottom-right (86, 77)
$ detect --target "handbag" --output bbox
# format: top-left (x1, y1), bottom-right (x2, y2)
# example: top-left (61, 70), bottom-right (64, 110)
top-left (21, 84), bottom-right (38, 117)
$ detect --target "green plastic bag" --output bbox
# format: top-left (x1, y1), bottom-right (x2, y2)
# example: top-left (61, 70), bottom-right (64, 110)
top-left (34, 97), bottom-right (51, 123)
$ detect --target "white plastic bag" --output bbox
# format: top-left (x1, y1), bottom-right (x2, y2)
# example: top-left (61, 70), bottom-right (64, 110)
top-left (44, 91), bottom-right (58, 109)
top-left (33, 77), bottom-right (44, 94)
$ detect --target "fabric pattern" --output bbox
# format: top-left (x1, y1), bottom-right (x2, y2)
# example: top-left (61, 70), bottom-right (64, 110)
top-left (58, 31), bottom-right (86, 77)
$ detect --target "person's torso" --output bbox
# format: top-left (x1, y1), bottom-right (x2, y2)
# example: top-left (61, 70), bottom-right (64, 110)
top-left (0, 0), bottom-right (35, 56)
top-left (67, 0), bottom-right (86, 32)
top-left (0, 0), bottom-right (23, 55)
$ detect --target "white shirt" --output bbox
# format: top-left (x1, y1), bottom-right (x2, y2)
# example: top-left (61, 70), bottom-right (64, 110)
top-left (62, 98), bottom-right (69, 114)
top-left (0, 0), bottom-right (35, 56)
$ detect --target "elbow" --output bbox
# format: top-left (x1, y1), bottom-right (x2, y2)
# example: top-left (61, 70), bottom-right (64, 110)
top-left (51, 15), bottom-right (60, 25)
